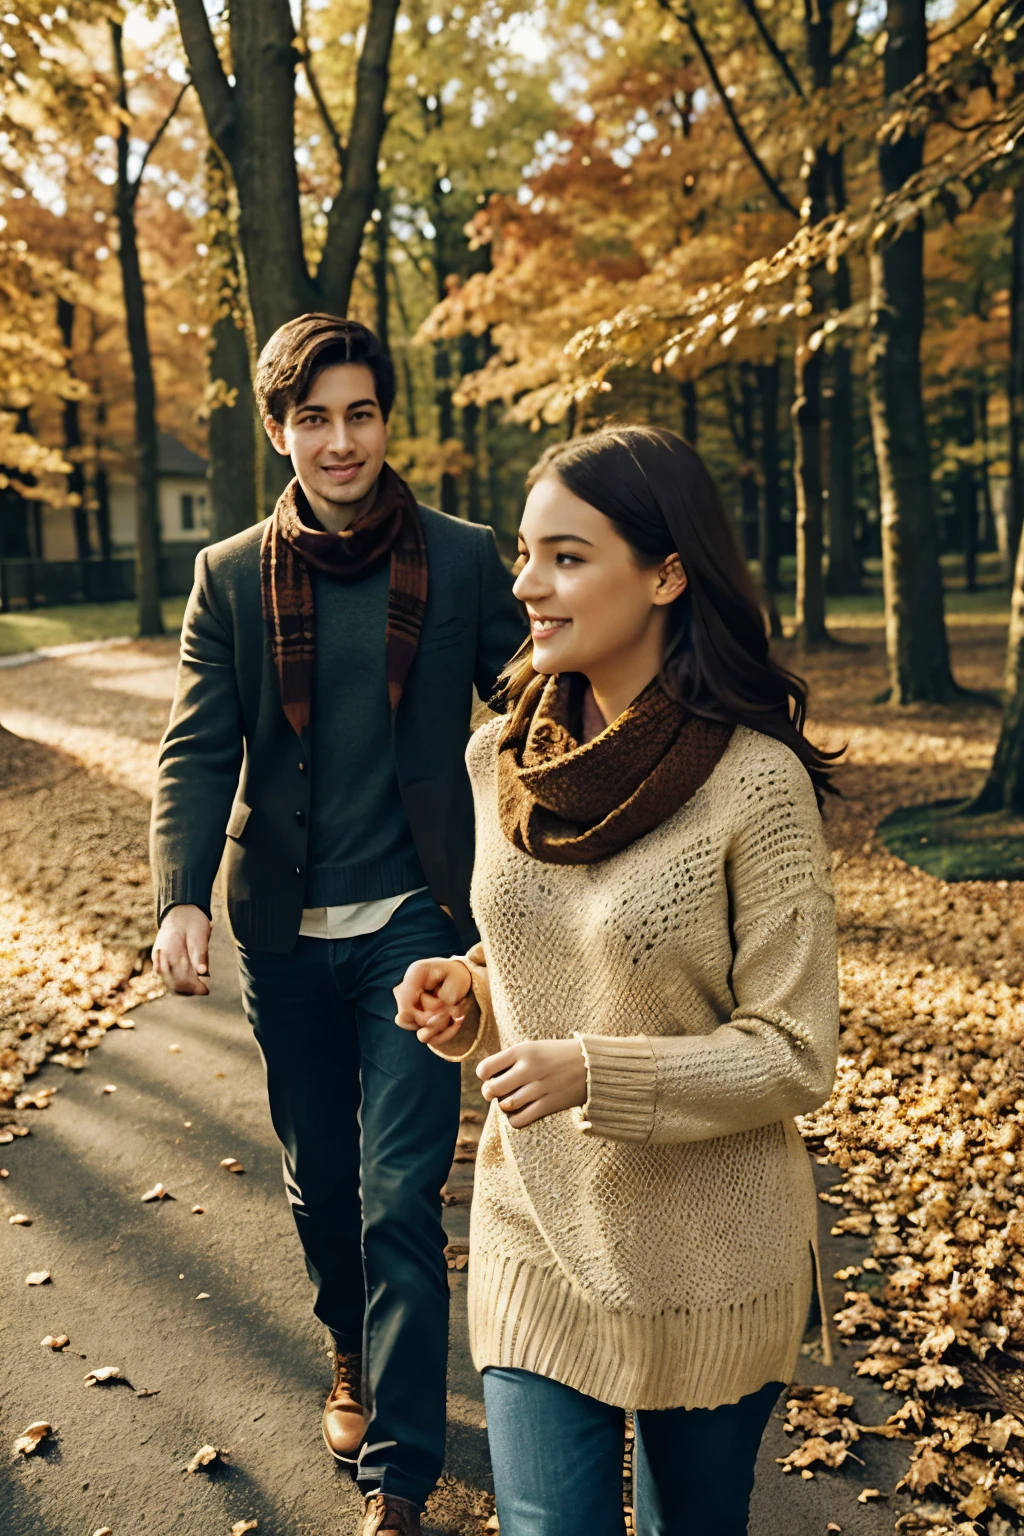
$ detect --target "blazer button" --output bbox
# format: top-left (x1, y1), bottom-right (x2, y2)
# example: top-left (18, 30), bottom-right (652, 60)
top-left (294, 865), bottom-right (302, 877)
top-left (298, 761), bottom-right (306, 772)
top-left (294, 809), bottom-right (304, 824)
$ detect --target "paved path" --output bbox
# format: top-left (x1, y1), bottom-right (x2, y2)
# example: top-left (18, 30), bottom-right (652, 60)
top-left (1, 915), bottom-right (911, 1536)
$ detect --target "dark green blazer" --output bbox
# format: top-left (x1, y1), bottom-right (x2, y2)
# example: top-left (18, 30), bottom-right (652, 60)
top-left (150, 506), bottom-right (527, 952)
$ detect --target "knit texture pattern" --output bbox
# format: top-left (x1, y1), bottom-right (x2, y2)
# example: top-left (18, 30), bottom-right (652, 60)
top-left (436, 719), bottom-right (840, 1410)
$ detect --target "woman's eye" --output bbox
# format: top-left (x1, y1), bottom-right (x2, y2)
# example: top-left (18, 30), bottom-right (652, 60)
top-left (555, 553), bottom-right (581, 566)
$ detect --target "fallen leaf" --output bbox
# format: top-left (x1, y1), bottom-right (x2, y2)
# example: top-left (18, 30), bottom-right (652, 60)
top-left (220, 1158), bottom-right (244, 1174)
top-left (9, 1213), bottom-right (31, 1225)
top-left (191, 1205), bottom-right (205, 1215)
top-left (12, 1421), bottom-right (50, 1455)
top-left (25, 1270), bottom-right (51, 1285)
top-left (0, 1168), bottom-right (8, 1177)
top-left (116, 1017), bottom-right (135, 1029)
top-left (140, 1183), bottom-right (173, 1202)
top-left (195, 1292), bottom-right (210, 1300)
top-left (92, 1528), bottom-right (113, 1535)
top-left (857, 1489), bottom-right (883, 1503)
top-left (169, 1044), bottom-right (181, 1053)
top-left (231, 1522), bottom-right (258, 1535)
top-left (826, 1526), bottom-right (841, 1533)
top-left (84, 1366), bottom-right (122, 1385)
top-left (41, 1335), bottom-right (69, 1350)
top-left (102, 1085), bottom-right (116, 1094)
top-left (15, 1087), bottom-right (57, 1111)
top-left (185, 1443), bottom-right (228, 1473)
top-left (136, 1388), bottom-right (160, 1398)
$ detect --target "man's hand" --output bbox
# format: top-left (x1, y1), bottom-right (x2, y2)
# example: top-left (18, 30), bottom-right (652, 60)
top-left (152, 904), bottom-right (212, 996)
top-left (477, 1039), bottom-right (587, 1129)
top-left (394, 958), bottom-right (472, 1046)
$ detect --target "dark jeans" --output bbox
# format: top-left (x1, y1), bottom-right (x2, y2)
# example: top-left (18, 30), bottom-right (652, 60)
top-left (236, 890), bottom-right (462, 1508)
top-left (482, 1367), bottom-right (783, 1536)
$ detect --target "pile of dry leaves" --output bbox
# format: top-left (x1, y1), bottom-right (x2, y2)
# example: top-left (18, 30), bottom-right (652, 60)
top-left (777, 622), bottom-right (1024, 1533)
top-left (0, 643), bottom-right (175, 1120)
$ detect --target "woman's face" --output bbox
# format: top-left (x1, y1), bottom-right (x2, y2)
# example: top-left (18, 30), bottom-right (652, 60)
top-left (513, 471), bottom-right (685, 680)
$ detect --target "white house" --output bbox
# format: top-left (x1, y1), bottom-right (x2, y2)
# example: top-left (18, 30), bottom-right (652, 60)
top-left (108, 432), bottom-right (211, 551)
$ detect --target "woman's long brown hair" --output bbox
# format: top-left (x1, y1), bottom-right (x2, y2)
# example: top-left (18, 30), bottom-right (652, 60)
top-left (496, 424), bottom-right (841, 805)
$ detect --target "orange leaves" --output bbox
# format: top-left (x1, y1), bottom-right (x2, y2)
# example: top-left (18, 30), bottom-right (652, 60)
top-left (12, 1421), bottom-right (51, 1456)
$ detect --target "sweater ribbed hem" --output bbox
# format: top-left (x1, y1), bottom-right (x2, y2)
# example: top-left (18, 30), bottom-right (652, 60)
top-left (469, 1250), bottom-right (809, 1412)
top-left (304, 852), bottom-right (427, 907)
top-left (575, 1033), bottom-right (657, 1144)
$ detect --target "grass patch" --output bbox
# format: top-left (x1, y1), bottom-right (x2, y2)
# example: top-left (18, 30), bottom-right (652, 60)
top-left (877, 798), bottom-right (1024, 882)
top-left (0, 598), bottom-right (187, 657)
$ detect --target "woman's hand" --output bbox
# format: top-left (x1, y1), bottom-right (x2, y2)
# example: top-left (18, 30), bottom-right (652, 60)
top-left (477, 1039), bottom-right (587, 1129)
top-left (394, 957), bottom-right (473, 1046)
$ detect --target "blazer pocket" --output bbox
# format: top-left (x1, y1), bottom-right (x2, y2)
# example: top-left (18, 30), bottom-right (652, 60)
top-left (225, 800), bottom-right (251, 841)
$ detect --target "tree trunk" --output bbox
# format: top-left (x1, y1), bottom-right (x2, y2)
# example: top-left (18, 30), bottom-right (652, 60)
top-left (679, 378), bottom-right (698, 445)
top-left (792, 0), bottom-right (834, 649)
top-left (112, 22), bottom-right (163, 639)
top-left (756, 355), bottom-right (783, 637)
top-left (951, 384), bottom-right (978, 593)
top-left (434, 340), bottom-right (458, 516)
top-left (209, 314), bottom-right (260, 540)
top-left (867, 0), bottom-right (954, 702)
top-left (974, 519), bottom-right (1024, 811)
top-left (1008, 180), bottom-right (1024, 574)
top-left (372, 191), bottom-right (391, 357)
top-left (460, 332), bottom-right (481, 523)
top-left (174, 0), bottom-right (401, 346)
top-left (826, 340), bottom-right (862, 593)
top-left (57, 296), bottom-right (91, 560)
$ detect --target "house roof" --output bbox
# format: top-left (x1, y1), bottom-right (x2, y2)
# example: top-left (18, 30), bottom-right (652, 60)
top-left (158, 432), bottom-right (208, 478)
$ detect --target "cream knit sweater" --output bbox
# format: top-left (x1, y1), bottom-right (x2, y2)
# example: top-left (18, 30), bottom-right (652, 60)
top-left (435, 717), bottom-right (840, 1411)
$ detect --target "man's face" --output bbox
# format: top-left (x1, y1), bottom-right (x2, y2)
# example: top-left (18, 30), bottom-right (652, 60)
top-left (264, 363), bottom-right (388, 516)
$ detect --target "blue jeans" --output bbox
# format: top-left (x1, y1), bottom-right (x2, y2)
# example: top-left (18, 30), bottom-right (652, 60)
top-left (483, 1368), bottom-right (783, 1536)
top-left (236, 890), bottom-right (462, 1508)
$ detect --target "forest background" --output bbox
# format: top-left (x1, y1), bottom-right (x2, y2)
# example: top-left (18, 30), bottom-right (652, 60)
top-left (3, 2), bottom-right (1024, 1532)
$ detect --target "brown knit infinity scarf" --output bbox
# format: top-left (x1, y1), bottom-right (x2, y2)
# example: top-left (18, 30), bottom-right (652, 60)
top-left (260, 465), bottom-right (428, 736)
top-left (496, 672), bottom-right (734, 864)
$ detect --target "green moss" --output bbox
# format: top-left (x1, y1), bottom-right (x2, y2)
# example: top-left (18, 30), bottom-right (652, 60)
top-left (0, 599), bottom-right (187, 657)
top-left (877, 799), bottom-right (1024, 882)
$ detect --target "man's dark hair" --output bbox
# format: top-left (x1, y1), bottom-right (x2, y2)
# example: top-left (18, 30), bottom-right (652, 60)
top-left (254, 313), bottom-right (396, 425)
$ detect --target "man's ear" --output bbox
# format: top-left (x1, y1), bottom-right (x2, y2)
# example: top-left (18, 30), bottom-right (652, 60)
top-left (263, 414), bottom-right (290, 457)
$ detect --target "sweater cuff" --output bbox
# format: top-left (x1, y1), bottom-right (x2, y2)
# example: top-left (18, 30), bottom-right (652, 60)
top-left (573, 1034), bottom-right (657, 1144)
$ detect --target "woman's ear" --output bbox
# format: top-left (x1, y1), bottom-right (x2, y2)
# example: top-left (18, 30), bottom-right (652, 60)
top-left (653, 553), bottom-right (687, 606)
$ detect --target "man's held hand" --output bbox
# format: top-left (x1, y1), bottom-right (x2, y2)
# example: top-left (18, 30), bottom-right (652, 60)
top-left (152, 904), bottom-right (212, 996)
top-left (394, 957), bottom-right (473, 1046)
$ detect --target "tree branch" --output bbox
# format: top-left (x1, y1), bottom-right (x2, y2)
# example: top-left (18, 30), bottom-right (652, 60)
top-left (127, 80), bottom-right (192, 209)
top-left (662, 1), bottom-right (800, 218)
top-left (317, 0), bottom-right (402, 310)
top-left (171, 0), bottom-right (235, 161)
top-left (299, 0), bottom-right (346, 174)
top-left (737, 0), bottom-right (805, 98)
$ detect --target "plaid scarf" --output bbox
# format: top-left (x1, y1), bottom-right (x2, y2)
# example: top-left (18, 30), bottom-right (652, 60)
top-left (260, 465), bottom-right (428, 736)
top-left (497, 672), bottom-right (734, 863)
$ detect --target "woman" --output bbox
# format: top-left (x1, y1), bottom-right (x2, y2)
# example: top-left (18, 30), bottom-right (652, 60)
top-left (393, 426), bottom-right (840, 1536)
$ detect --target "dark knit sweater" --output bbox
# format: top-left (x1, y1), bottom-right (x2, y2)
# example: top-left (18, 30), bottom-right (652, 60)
top-left (304, 562), bottom-right (426, 907)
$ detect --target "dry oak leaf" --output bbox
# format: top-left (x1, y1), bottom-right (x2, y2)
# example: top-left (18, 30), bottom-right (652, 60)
top-left (84, 1366), bottom-right (122, 1385)
top-left (25, 1270), bottom-right (51, 1285)
top-left (9, 1213), bottom-right (31, 1225)
top-left (231, 1522), bottom-right (258, 1535)
top-left (41, 1335), bottom-right (69, 1350)
top-left (140, 1183), bottom-right (172, 1202)
top-left (897, 1447), bottom-right (949, 1494)
top-left (185, 1444), bottom-right (228, 1473)
top-left (92, 1528), bottom-right (114, 1535)
top-left (857, 1489), bottom-right (883, 1503)
top-left (12, 1421), bottom-right (50, 1456)
top-left (220, 1158), bottom-right (244, 1174)
top-left (777, 1436), bottom-right (855, 1471)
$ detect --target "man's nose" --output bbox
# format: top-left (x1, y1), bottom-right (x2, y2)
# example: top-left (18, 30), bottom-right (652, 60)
top-left (326, 419), bottom-right (357, 455)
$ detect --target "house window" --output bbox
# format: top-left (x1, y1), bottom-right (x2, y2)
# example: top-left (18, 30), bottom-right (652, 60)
top-left (180, 493), bottom-right (195, 531)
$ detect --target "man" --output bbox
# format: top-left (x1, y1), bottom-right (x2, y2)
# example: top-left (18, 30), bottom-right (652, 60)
top-left (150, 314), bottom-right (526, 1536)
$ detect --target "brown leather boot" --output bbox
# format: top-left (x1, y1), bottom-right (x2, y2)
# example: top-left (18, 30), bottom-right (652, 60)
top-left (362, 1493), bottom-right (422, 1535)
top-left (321, 1347), bottom-right (368, 1463)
